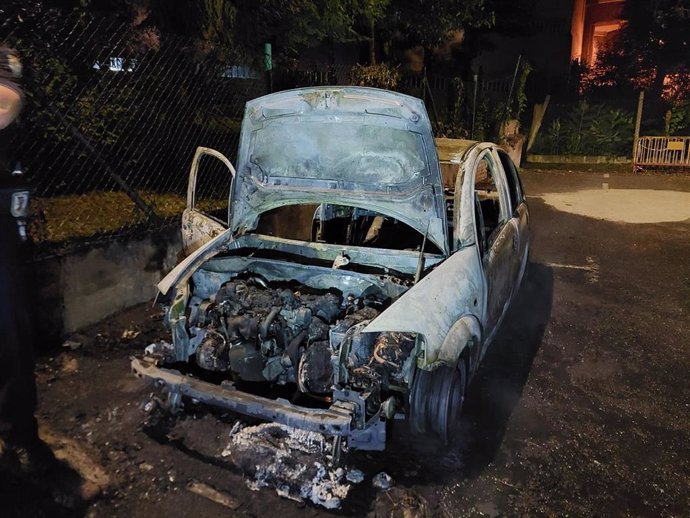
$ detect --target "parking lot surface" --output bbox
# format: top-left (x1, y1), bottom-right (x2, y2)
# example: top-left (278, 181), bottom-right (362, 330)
top-left (3, 168), bottom-right (689, 517)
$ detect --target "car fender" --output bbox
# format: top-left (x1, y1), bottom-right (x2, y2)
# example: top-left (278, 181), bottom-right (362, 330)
top-left (364, 247), bottom-right (484, 370)
top-left (434, 314), bottom-right (482, 372)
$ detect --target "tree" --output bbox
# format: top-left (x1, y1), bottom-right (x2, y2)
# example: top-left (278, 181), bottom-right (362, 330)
top-left (22, 0), bottom-right (496, 71)
top-left (382, 0), bottom-right (492, 49)
top-left (584, 0), bottom-right (690, 102)
top-left (231, 0), bottom-right (361, 59)
top-left (360, 0), bottom-right (390, 64)
top-left (36, 0), bottom-right (364, 63)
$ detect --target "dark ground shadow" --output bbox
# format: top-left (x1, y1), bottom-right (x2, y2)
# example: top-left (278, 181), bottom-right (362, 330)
top-left (460, 262), bottom-right (554, 474)
top-left (341, 262), bottom-right (554, 515)
top-left (0, 459), bottom-right (87, 518)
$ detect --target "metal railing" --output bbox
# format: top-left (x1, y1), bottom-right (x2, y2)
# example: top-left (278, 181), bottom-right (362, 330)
top-left (634, 136), bottom-right (690, 169)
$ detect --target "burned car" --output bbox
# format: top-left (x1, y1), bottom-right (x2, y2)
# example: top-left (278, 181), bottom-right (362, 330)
top-left (132, 87), bottom-right (529, 451)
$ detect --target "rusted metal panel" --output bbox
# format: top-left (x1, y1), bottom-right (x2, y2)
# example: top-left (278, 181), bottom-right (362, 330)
top-left (181, 209), bottom-right (225, 255)
top-left (634, 136), bottom-right (690, 168)
top-left (132, 358), bottom-right (355, 435)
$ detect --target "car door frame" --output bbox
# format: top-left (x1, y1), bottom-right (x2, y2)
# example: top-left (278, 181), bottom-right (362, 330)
top-left (181, 146), bottom-right (236, 255)
top-left (468, 147), bottom-right (517, 358)
top-left (494, 148), bottom-right (530, 291)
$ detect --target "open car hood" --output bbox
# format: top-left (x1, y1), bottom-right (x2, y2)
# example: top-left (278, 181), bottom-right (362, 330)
top-left (230, 87), bottom-right (448, 254)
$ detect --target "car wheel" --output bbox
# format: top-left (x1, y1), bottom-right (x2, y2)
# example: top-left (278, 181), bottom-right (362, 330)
top-left (410, 360), bottom-right (467, 444)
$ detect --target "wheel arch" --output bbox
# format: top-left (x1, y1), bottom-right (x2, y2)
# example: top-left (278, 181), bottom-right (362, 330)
top-left (423, 314), bottom-right (482, 374)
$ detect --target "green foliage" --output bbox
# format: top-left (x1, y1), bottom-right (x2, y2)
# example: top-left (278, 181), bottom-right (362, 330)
top-left (196, 0), bottom-right (238, 59)
top-left (432, 120), bottom-right (467, 139)
top-left (75, 81), bottom-right (137, 146)
top-left (498, 59), bottom-right (532, 124)
top-left (383, 0), bottom-right (493, 50)
top-left (514, 60), bottom-right (532, 120)
top-left (591, 108), bottom-right (634, 155)
top-left (543, 119), bottom-right (562, 155)
top-left (200, 0), bottom-right (373, 61)
top-left (667, 102), bottom-right (690, 136)
top-left (432, 78), bottom-right (467, 139)
top-left (535, 102), bottom-right (634, 156)
top-left (361, 0), bottom-right (390, 20)
top-left (8, 34), bottom-right (77, 143)
top-left (562, 102), bottom-right (597, 155)
top-left (348, 63), bottom-right (400, 89)
top-left (75, 0), bottom-right (497, 69)
top-left (468, 98), bottom-right (498, 141)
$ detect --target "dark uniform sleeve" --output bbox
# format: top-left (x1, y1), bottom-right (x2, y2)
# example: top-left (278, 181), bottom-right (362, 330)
top-left (0, 45), bottom-right (40, 447)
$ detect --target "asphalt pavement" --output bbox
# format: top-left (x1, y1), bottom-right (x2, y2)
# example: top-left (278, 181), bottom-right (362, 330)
top-left (4, 167), bottom-right (689, 517)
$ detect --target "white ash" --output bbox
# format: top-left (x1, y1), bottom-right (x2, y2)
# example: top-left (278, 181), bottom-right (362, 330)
top-left (221, 422), bottom-right (362, 509)
top-left (229, 422), bottom-right (326, 454)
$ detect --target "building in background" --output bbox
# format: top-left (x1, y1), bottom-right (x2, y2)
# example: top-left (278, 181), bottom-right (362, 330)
top-left (472, 0), bottom-right (575, 97)
top-left (471, 0), bottom-right (625, 97)
top-left (571, 0), bottom-right (625, 65)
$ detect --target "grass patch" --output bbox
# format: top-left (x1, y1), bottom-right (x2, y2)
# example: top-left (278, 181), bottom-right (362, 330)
top-left (30, 191), bottom-right (225, 243)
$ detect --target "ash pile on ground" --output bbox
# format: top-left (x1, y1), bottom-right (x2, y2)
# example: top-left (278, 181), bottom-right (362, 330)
top-left (220, 422), bottom-right (364, 509)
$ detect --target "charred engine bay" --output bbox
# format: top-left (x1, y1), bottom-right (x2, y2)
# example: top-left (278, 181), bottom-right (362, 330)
top-left (176, 275), bottom-right (417, 415)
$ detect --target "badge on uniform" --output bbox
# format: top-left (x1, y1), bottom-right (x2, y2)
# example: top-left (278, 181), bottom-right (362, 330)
top-left (10, 190), bottom-right (29, 218)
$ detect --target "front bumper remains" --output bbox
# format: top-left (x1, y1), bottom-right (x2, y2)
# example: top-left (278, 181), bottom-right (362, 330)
top-left (131, 357), bottom-right (386, 450)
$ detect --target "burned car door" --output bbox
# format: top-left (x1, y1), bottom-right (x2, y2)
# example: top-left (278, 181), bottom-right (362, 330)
top-left (472, 150), bottom-right (517, 347)
top-left (181, 147), bottom-right (236, 255)
top-left (495, 148), bottom-right (530, 287)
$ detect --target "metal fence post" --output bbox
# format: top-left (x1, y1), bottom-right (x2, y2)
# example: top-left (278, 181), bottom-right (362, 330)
top-left (265, 42), bottom-right (273, 93)
top-left (505, 54), bottom-right (522, 122)
top-left (42, 99), bottom-right (161, 223)
top-left (423, 67), bottom-right (440, 125)
top-left (633, 90), bottom-right (645, 167)
top-left (471, 73), bottom-right (478, 140)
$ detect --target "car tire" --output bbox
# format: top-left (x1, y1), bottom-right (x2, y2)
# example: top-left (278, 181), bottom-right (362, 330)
top-left (410, 359), bottom-right (467, 444)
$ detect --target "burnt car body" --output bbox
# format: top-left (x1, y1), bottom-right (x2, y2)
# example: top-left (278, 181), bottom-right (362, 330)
top-left (132, 87), bottom-right (529, 451)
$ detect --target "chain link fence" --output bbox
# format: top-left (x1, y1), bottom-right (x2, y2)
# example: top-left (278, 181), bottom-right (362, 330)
top-left (2, 9), bottom-right (484, 257)
top-left (2, 11), bottom-right (468, 256)
top-left (2, 10), bottom-right (265, 255)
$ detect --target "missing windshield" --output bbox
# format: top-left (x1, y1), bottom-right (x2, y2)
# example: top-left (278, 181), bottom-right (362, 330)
top-left (255, 203), bottom-right (442, 254)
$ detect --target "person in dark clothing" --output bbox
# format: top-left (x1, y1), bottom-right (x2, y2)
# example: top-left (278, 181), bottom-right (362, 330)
top-left (0, 45), bottom-right (55, 472)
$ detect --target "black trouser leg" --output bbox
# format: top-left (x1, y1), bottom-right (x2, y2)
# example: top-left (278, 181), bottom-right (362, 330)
top-left (0, 216), bottom-right (39, 447)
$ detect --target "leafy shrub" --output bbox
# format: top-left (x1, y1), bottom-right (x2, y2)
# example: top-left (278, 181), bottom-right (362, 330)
top-left (433, 77), bottom-right (469, 139)
top-left (348, 63), bottom-right (400, 90)
top-left (668, 102), bottom-right (690, 136)
top-left (534, 102), bottom-right (633, 156)
top-left (591, 108), bottom-right (634, 155)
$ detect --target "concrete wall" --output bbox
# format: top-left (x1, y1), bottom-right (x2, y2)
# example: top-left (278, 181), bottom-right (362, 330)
top-left (33, 228), bottom-right (182, 347)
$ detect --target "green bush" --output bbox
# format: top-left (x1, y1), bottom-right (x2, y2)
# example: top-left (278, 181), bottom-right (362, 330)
top-left (667, 102), bottom-right (690, 135)
top-left (348, 63), bottom-right (401, 90)
top-left (535, 102), bottom-right (633, 156)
